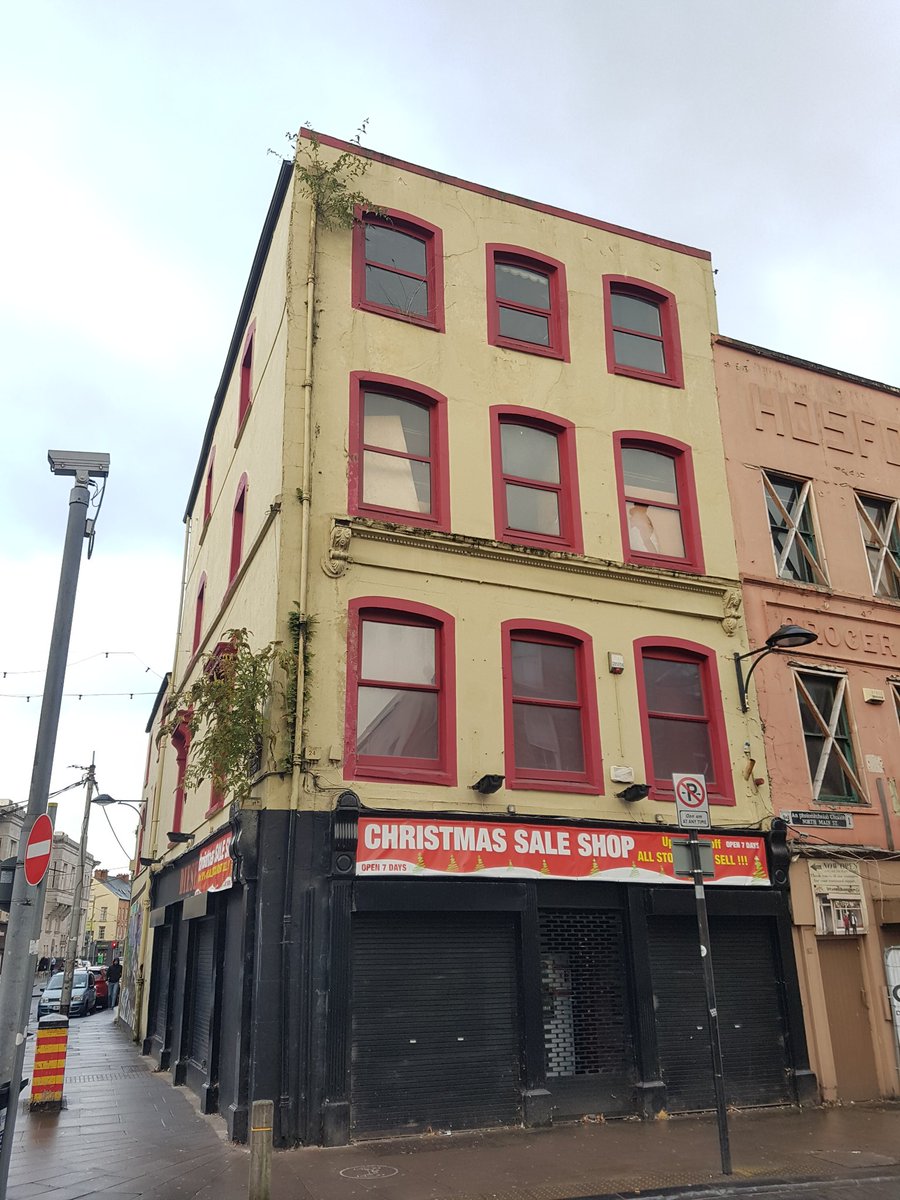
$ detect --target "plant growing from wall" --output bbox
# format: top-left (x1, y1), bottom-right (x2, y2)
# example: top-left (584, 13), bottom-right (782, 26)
top-left (276, 120), bottom-right (381, 231)
top-left (166, 628), bottom-right (282, 805)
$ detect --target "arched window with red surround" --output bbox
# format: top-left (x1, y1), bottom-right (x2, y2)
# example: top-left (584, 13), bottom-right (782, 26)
top-left (192, 574), bottom-right (206, 655)
top-left (502, 620), bottom-right (602, 794)
top-left (202, 447), bottom-right (215, 527)
top-left (486, 245), bottom-right (570, 361)
top-left (229, 473), bottom-right (248, 585)
top-left (352, 208), bottom-right (445, 332)
top-left (490, 407), bottom-right (583, 554)
top-left (344, 598), bottom-right (456, 786)
top-left (603, 276), bottom-right (683, 388)
top-left (613, 432), bottom-right (704, 573)
top-left (238, 322), bottom-right (255, 431)
top-left (634, 638), bottom-right (733, 804)
top-left (348, 373), bottom-right (450, 531)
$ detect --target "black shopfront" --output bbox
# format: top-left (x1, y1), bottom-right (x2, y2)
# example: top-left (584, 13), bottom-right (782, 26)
top-left (141, 804), bottom-right (816, 1147)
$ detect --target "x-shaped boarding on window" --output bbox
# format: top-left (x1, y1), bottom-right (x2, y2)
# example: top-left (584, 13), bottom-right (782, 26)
top-left (795, 673), bottom-right (864, 800)
top-left (855, 495), bottom-right (900, 595)
top-left (764, 475), bottom-right (827, 584)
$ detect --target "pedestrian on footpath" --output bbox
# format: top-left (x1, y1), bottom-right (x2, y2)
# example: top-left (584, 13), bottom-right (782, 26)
top-left (107, 957), bottom-right (122, 1008)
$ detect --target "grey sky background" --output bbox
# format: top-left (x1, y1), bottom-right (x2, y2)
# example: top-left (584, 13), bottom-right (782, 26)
top-left (1, 1), bottom-right (897, 870)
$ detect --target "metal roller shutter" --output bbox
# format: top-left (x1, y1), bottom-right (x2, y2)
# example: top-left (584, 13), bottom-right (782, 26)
top-left (649, 915), bottom-right (790, 1112)
top-left (351, 912), bottom-right (521, 1138)
top-left (150, 926), bottom-right (172, 1042)
top-left (188, 917), bottom-right (215, 1069)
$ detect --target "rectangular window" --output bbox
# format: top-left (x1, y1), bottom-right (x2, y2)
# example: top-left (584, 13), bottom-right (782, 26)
top-left (490, 408), bottom-right (582, 553)
top-left (487, 246), bottom-right (569, 360)
top-left (192, 579), bottom-right (205, 655)
top-left (99, 926), bottom-right (106, 940)
top-left (352, 210), bottom-right (445, 331)
top-left (100, 907), bottom-right (108, 921)
top-left (615, 434), bottom-right (704, 573)
top-left (603, 276), bottom-right (683, 388)
top-left (202, 451), bottom-right (215, 525)
top-left (795, 671), bottom-right (864, 804)
top-left (349, 374), bottom-right (449, 530)
top-left (636, 640), bottom-right (732, 803)
top-left (763, 470), bottom-right (828, 585)
top-left (345, 600), bottom-right (456, 786)
top-left (856, 493), bottom-right (900, 598)
top-left (503, 622), bottom-right (601, 793)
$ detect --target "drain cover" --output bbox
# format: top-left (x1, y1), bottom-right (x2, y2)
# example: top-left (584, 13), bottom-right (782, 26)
top-left (340, 1165), bottom-right (400, 1180)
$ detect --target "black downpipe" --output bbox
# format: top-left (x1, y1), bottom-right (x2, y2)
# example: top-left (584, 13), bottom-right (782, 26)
top-left (279, 808), bottom-right (297, 1140)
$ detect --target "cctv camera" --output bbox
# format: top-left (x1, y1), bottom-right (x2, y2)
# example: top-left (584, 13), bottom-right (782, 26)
top-left (47, 450), bottom-right (110, 479)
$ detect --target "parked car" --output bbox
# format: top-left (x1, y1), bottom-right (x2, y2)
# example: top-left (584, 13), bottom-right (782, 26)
top-left (89, 966), bottom-right (109, 1009)
top-left (37, 970), bottom-right (97, 1018)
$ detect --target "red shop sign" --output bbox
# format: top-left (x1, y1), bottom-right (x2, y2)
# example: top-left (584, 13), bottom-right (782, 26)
top-left (356, 818), bottom-right (769, 887)
top-left (179, 831), bottom-right (234, 898)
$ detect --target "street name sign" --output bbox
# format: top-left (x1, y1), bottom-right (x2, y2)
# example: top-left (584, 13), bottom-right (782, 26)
top-left (23, 814), bottom-right (53, 886)
top-left (779, 810), bottom-right (854, 829)
top-left (674, 773), bottom-right (710, 829)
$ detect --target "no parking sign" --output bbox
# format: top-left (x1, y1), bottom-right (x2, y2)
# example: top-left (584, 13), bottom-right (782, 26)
top-left (673, 773), bottom-right (710, 829)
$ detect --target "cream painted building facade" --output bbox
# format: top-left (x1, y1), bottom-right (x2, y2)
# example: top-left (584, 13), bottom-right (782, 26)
top-left (131, 135), bottom-right (812, 1144)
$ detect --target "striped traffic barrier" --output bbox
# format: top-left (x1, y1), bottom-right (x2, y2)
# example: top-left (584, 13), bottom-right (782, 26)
top-left (30, 1015), bottom-right (68, 1109)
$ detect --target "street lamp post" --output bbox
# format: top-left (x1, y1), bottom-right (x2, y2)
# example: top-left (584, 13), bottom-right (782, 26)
top-left (734, 624), bottom-right (818, 712)
top-left (59, 758), bottom-right (97, 1016)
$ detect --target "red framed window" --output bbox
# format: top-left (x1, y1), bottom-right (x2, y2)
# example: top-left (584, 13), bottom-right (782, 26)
top-left (171, 715), bottom-right (192, 835)
top-left (238, 322), bottom-right (255, 430)
top-left (603, 276), bottom-right (683, 388)
top-left (634, 639), bottom-right (733, 804)
top-left (344, 598), bottom-right (456, 786)
top-left (349, 373), bottom-right (450, 530)
top-left (229, 474), bottom-right (248, 584)
top-left (352, 208), bottom-right (445, 331)
top-left (613, 433), bottom-right (704, 573)
top-left (202, 448), bottom-right (215, 526)
top-left (490, 407), bottom-right (583, 553)
top-left (502, 620), bottom-right (602, 793)
top-left (486, 245), bottom-right (569, 361)
top-left (192, 575), bottom-right (206, 655)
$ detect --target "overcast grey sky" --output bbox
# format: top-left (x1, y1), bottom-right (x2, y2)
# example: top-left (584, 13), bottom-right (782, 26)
top-left (1, 0), bottom-right (897, 869)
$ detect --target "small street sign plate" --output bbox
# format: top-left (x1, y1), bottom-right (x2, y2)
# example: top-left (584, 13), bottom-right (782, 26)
top-left (673, 838), bottom-right (715, 878)
top-left (780, 810), bottom-right (854, 829)
top-left (23, 814), bottom-right (53, 887)
top-left (673, 773), bottom-right (710, 829)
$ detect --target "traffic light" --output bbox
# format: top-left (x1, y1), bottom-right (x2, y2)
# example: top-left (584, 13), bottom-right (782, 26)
top-left (768, 818), bottom-right (790, 887)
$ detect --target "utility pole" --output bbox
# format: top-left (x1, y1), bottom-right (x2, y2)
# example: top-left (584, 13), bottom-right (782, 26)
top-left (0, 451), bottom-right (108, 1199)
top-left (60, 757), bottom-right (96, 1016)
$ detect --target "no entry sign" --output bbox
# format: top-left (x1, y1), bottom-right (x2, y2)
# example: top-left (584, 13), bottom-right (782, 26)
top-left (23, 814), bottom-right (53, 886)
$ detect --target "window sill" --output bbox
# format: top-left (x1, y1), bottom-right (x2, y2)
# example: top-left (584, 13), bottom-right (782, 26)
top-left (233, 405), bottom-right (253, 451)
top-left (352, 504), bottom-right (449, 534)
top-left (197, 515), bottom-right (212, 547)
top-left (652, 788), bottom-right (735, 806)
top-left (490, 336), bottom-right (567, 362)
top-left (349, 764), bottom-right (457, 787)
top-left (506, 777), bottom-right (602, 795)
top-left (625, 551), bottom-right (704, 576)
top-left (609, 362), bottom-right (683, 389)
top-left (354, 298), bottom-right (444, 333)
top-left (498, 530), bottom-right (583, 556)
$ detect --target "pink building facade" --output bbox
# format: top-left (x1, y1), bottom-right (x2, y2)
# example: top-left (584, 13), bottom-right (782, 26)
top-left (716, 336), bottom-right (900, 1104)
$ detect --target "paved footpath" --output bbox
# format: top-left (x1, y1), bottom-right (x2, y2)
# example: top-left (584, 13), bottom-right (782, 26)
top-left (6, 996), bottom-right (900, 1200)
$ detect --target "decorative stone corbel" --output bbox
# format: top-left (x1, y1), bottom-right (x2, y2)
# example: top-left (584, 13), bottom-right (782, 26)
top-left (322, 519), bottom-right (352, 578)
top-left (722, 589), bottom-right (742, 637)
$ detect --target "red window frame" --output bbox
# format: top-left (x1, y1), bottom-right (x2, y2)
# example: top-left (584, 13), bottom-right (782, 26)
top-left (202, 447), bottom-right (215, 527)
top-left (237, 322), bottom-right (256, 431)
top-left (613, 432), bottom-right (704, 573)
top-left (501, 620), bottom-right (602, 794)
top-left (229, 474), bottom-right (248, 584)
top-left (348, 372), bottom-right (451, 531)
top-left (490, 407), bottom-right (583, 554)
top-left (352, 208), bottom-right (445, 332)
top-left (633, 638), bottom-right (733, 805)
top-left (603, 276), bottom-right (684, 388)
top-left (344, 597), bottom-right (456, 786)
top-left (486, 245), bottom-right (570, 361)
top-left (171, 714), bottom-right (192, 835)
top-left (192, 574), bottom-right (206, 655)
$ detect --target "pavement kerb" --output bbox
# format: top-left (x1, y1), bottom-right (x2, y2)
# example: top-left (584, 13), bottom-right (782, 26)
top-left (568, 1169), bottom-right (900, 1200)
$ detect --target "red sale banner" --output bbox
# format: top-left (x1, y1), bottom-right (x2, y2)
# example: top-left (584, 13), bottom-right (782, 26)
top-left (356, 818), bottom-right (770, 886)
top-left (179, 831), bottom-right (234, 898)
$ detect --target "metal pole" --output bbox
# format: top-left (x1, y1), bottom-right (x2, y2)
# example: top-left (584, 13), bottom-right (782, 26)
top-left (60, 758), bottom-right (96, 1016)
top-left (0, 474), bottom-right (90, 1086)
top-left (0, 805), bottom-right (58, 1182)
top-left (689, 827), bottom-right (732, 1176)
